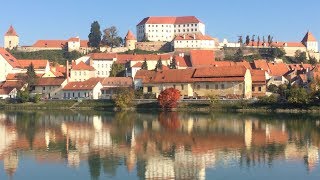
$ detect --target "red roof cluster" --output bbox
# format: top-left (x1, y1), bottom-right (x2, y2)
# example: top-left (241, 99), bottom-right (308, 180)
top-left (0, 48), bottom-right (20, 68)
top-left (32, 39), bottom-right (89, 48)
top-left (137, 16), bottom-right (201, 26)
top-left (101, 77), bottom-right (133, 87)
top-left (35, 78), bottom-right (66, 86)
top-left (63, 78), bottom-right (101, 90)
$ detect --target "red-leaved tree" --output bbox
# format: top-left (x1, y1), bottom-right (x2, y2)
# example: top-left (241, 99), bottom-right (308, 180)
top-left (157, 88), bottom-right (181, 110)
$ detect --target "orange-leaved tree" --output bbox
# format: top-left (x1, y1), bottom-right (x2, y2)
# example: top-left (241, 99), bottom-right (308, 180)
top-left (157, 88), bottom-right (181, 110)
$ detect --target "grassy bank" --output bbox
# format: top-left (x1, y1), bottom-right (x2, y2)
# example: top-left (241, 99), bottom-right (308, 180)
top-left (1, 99), bottom-right (320, 113)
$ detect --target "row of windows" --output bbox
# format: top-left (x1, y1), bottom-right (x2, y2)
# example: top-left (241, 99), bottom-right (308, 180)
top-left (174, 28), bottom-right (198, 33)
top-left (97, 71), bottom-right (109, 76)
top-left (175, 40), bottom-right (213, 44)
top-left (148, 30), bottom-right (172, 33)
top-left (252, 86), bottom-right (262, 92)
top-left (73, 71), bottom-right (87, 76)
top-left (96, 64), bottom-right (110, 68)
top-left (148, 24), bottom-right (173, 28)
top-left (64, 92), bottom-right (90, 98)
top-left (175, 24), bottom-right (198, 28)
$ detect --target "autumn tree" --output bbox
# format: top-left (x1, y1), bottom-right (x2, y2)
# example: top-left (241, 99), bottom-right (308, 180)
top-left (112, 88), bottom-right (135, 109)
top-left (157, 88), bottom-right (181, 110)
top-left (88, 21), bottom-right (102, 48)
top-left (102, 26), bottom-right (123, 48)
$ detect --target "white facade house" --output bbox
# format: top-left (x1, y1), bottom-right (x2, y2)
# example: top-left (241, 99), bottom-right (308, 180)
top-left (63, 78), bottom-right (103, 100)
top-left (173, 34), bottom-right (216, 50)
top-left (0, 48), bottom-right (21, 82)
top-left (90, 53), bottom-right (117, 77)
top-left (136, 16), bottom-right (205, 42)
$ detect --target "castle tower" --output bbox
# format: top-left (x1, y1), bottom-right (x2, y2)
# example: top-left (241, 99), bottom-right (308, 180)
top-left (125, 30), bottom-right (137, 50)
top-left (302, 31), bottom-right (318, 52)
top-left (4, 26), bottom-right (19, 50)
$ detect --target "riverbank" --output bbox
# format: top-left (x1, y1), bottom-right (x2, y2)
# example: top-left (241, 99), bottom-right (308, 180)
top-left (1, 99), bottom-right (320, 113)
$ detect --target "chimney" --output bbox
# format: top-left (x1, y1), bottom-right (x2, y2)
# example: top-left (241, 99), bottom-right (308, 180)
top-left (183, 34), bottom-right (186, 39)
top-left (66, 61), bottom-right (70, 83)
top-left (193, 34), bottom-right (196, 40)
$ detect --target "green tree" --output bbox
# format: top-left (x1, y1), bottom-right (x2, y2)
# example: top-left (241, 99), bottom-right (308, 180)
top-left (141, 59), bottom-right (148, 70)
top-left (88, 21), bottom-right (102, 48)
top-left (271, 48), bottom-right (286, 59)
top-left (267, 84), bottom-right (279, 93)
top-left (287, 87), bottom-right (309, 104)
top-left (309, 56), bottom-right (317, 65)
top-left (102, 26), bottom-right (123, 48)
top-left (234, 48), bottom-right (244, 61)
top-left (155, 58), bottom-right (163, 71)
top-left (112, 88), bottom-right (135, 109)
top-left (110, 63), bottom-right (125, 77)
top-left (238, 36), bottom-right (243, 44)
top-left (169, 58), bottom-right (177, 69)
top-left (295, 50), bottom-right (307, 63)
top-left (25, 63), bottom-right (38, 90)
top-left (17, 90), bottom-right (30, 103)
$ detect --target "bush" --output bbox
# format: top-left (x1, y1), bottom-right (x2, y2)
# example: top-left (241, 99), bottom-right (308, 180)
top-left (32, 94), bottom-right (41, 103)
top-left (112, 88), bottom-right (135, 109)
top-left (258, 94), bottom-right (278, 104)
top-left (158, 88), bottom-right (181, 110)
top-left (287, 87), bottom-right (310, 104)
top-left (144, 93), bottom-right (156, 99)
top-left (207, 94), bottom-right (220, 108)
top-left (17, 90), bottom-right (30, 103)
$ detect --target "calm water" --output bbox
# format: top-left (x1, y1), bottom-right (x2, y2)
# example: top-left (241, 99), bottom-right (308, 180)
top-left (0, 111), bottom-right (320, 180)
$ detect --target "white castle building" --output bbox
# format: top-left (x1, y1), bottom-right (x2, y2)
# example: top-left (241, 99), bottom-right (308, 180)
top-left (136, 16), bottom-right (205, 42)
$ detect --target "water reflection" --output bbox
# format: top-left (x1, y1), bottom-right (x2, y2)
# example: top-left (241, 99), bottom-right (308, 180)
top-left (0, 111), bottom-right (320, 179)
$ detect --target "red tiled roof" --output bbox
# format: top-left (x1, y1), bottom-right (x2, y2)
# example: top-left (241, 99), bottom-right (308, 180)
top-left (302, 31), bottom-right (317, 42)
top-left (0, 87), bottom-right (15, 95)
top-left (80, 40), bottom-right (89, 48)
top-left (174, 33), bottom-right (213, 41)
top-left (174, 55), bottom-right (191, 67)
top-left (142, 66), bottom-right (247, 84)
top-left (33, 40), bottom-right (66, 48)
top-left (132, 62), bottom-right (142, 68)
top-left (101, 77), bottom-right (133, 87)
top-left (0, 48), bottom-right (20, 68)
top-left (90, 53), bottom-right (117, 60)
top-left (190, 50), bottom-right (215, 67)
top-left (267, 62), bottom-right (289, 76)
top-left (116, 54), bottom-right (171, 64)
top-left (193, 65), bottom-right (247, 78)
top-left (134, 70), bottom-right (157, 82)
top-left (137, 16), bottom-right (201, 26)
top-left (246, 41), bottom-right (305, 47)
top-left (72, 61), bottom-right (95, 71)
top-left (63, 78), bottom-right (101, 90)
top-left (5, 26), bottom-right (18, 36)
top-left (2, 81), bottom-right (25, 89)
top-left (125, 30), bottom-right (136, 40)
top-left (18, 59), bottom-right (48, 69)
top-left (35, 78), bottom-right (66, 86)
top-left (253, 59), bottom-right (269, 71)
top-left (298, 74), bottom-right (308, 83)
top-left (251, 69), bottom-right (266, 84)
top-left (68, 37), bottom-right (80, 42)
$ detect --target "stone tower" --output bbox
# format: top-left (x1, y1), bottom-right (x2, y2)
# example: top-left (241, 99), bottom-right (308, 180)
top-left (125, 30), bottom-right (137, 51)
top-left (4, 26), bottom-right (19, 50)
top-left (302, 31), bottom-right (318, 52)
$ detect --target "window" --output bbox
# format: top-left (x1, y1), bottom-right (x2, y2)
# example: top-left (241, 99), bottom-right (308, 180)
top-left (78, 92), bottom-right (80, 97)
top-left (221, 84), bottom-right (225, 89)
top-left (72, 92), bottom-right (75, 97)
top-left (239, 84), bottom-right (243, 90)
top-left (173, 84), bottom-right (176, 89)
top-left (43, 87), bottom-right (45, 91)
top-left (181, 84), bottom-right (184, 90)
top-left (258, 87), bottom-right (262, 92)
top-left (197, 85), bottom-right (200, 90)
top-left (64, 93), bottom-right (66, 98)
top-left (215, 84), bottom-right (218, 89)
top-left (147, 86), bottom-right (152, 93)
top-left (206, 84), bottom-right (209, 89)
top-left (252, 87), bottom-right (255, 91)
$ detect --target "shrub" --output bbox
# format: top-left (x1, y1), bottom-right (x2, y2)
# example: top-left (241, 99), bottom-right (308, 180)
top-left (157, 88), bottom-right (181, 110)
top-left (32, 94), bottom-right (41, 103)
top-left (17, 90), bottom-right (30, 103)
top-left (112, 88), bottom-right (135, 109)
top-left (258, 94), bottom-right (278, 104)
top-left (207, 94), bottom-right (220, 108)
top-left (287, 87), bottom-right (310, 104)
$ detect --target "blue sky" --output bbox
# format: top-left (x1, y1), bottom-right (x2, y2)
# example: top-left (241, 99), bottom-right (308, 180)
top-left (1, 0), bottom-right (319, 45)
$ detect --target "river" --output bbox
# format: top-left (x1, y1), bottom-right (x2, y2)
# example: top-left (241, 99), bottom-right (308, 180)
top-left (0, 110), bottom-right (320, 179)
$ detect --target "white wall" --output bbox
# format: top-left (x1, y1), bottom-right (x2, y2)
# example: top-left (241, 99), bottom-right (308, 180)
top-left (91, 59), bottom-right (115, 77)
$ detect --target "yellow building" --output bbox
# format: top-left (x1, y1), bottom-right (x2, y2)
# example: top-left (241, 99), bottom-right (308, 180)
top-left (136, 65), bottom-right (252, 99)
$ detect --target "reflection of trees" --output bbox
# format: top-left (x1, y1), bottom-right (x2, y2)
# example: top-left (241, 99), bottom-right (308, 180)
top-left (15, 112), bottom-right (40, 149)
top-left (158, 112), bottom-right (180, 131)
top-left (102, 155), bottom-right (122, 177)
top-left (88, 153), bottom-right (101, 180)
